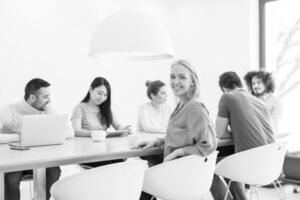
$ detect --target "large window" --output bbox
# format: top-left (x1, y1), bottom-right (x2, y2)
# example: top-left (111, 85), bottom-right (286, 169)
top-left (260, 0), bottom-right (300, 150)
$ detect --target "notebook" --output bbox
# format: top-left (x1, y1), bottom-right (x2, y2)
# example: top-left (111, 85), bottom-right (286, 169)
top-left (9, 114), bottom-right (68, 148)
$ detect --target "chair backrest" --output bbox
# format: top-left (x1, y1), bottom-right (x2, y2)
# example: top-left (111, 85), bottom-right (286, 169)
top-left (215, 142), bottom-right (287, 185)
top-left (143, 151), bottom-right (218, 200)
top-left (50, 160), bottom-right (148, 200)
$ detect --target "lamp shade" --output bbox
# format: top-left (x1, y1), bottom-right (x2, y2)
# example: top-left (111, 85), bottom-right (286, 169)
top-left (89, 11), bottom-right (174, 60)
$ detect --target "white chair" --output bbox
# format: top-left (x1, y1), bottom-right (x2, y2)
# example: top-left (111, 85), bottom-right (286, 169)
top-left (215, 142), bottom-right (288, 200)
top-left (50, 160), bottom-right (148, 200)
top-left (143, 151), bottom-right (219, 200)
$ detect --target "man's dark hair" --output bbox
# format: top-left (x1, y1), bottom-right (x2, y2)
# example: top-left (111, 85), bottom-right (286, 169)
top-left (219, 71), bottom-right (243, 91)
top-left (244, 71), bottom-right (275, 95)
top-left (24, 78), bottom-right (50, 100)
top-left (243, 71), bottom-right (257, 92)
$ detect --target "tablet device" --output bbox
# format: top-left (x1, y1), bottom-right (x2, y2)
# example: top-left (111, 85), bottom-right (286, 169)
top-left (106, 130), bottom-right (130, 138)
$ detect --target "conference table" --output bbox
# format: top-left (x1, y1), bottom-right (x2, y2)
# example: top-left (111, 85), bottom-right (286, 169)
top-left (0, 133), bottom-right (233, 200)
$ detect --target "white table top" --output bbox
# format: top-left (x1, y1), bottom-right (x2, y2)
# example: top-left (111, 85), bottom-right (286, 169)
top-left (0, 134), bottom-right (162, 172)
top-left (0, 133), bottom-right (234, 172)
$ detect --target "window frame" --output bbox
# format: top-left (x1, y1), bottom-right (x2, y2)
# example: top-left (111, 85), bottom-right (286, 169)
top-left (259, 0), bottom-right (281, 69)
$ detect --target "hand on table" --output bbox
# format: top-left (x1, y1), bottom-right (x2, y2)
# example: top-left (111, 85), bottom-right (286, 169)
top-left (163, 149), bottom-right (184, 162)
top-left (131, 139), bottom-right (160, 150)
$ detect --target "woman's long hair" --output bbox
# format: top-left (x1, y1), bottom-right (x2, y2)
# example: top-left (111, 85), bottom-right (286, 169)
top-left (81, 77), bottom-right (113, 127)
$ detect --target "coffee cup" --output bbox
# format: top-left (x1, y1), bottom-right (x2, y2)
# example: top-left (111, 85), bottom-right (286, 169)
top-left (91, 130), bottom-right (106, 142)
top-left (128, 135), bottom-right (138, 146)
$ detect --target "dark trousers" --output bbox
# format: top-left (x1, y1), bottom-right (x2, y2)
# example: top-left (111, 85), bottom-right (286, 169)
top-left (212, 145), bottom-right (247, 200)
top-left (229, 181), bottom-right (247, 200)
top-left (140, 191), bottom-right (156, 200)
top-left (5, 167), bottom-right (61, 200)
top-left (210, 176), bottom-right (232, 200)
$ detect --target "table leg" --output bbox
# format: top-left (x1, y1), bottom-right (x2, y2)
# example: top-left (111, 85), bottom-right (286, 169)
top-left (0, 172), bottom-right (4, 200)
top-left (33, 168), bottom-right (46, 200)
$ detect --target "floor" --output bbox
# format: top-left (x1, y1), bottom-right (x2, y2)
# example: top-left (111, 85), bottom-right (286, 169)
top-left (19, 165), bottom-right (300, 200)
top-left (258, 184), bottom-right (300, 200)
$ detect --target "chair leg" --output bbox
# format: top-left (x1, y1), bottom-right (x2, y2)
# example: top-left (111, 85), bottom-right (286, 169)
top-left (249, 186), bottom-right (261, 200)
top-left (254, 186), bottom-right (261, 200)
top-left (219, 177), bottom-right (233, 199)
top-left (223, 180), bottom-right (233, 200)
top-left (277, 179), bottom-right (287, 197)
top-left (273, 180), bottom-right (286, 200)
top-left (29, 181), bottom-right (33, 200)
top-left (217, 176), bottom-right (234, 199)
top-left (249, 186), bottom-right (254, 200)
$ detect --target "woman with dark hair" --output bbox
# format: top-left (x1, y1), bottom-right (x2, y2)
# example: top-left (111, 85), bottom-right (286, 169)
top-left (71, 77), bottom-right (130, 168)
top-left (137, 80), bottom-right (172, 133)
top-left (72, 77), bottom-right (130, 137)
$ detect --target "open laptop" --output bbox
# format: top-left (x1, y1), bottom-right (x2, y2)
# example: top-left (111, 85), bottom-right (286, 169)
top-left (9, 114), bottom-right (68, 149)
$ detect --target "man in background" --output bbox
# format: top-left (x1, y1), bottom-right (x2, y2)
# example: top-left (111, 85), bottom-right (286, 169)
top-left (244, 71), bottom-right (282, 132)
top-left (0, 78), bottom-right (61, 200)
top-left (215, 71), bottom-right (275, 200)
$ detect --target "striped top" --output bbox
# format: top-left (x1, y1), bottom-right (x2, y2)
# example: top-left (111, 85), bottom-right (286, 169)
top-left (71, 103), bottom-right (108, 131)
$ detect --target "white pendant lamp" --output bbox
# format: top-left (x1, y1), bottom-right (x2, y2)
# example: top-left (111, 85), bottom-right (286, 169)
top-left (89, 11), bottom-right (174, 60)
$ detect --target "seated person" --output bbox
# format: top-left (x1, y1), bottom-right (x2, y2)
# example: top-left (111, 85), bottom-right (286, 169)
top-left (0, 78), bottom-right (61, 200)
top-left (135, 60), bottom-right (218, 200)
top-left (244, 70), bottom-right (282, 133)
top-left (137, 80), bottom-right (172, 133)
top-left (216, 71), bottom-right (275, 200)
top-left (71, 77), bottom-right (131, 167)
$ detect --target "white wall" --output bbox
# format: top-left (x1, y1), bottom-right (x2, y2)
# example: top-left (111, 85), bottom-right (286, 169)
top-left (169, 0), bottom-right (259, 117)
top-left (0, 0), bottom-right (258, 128)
